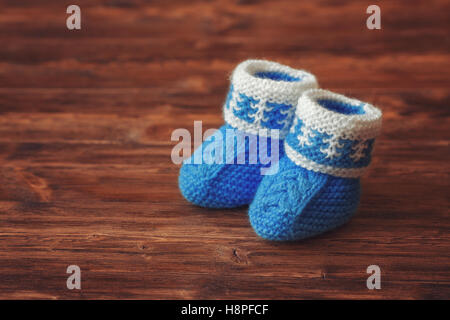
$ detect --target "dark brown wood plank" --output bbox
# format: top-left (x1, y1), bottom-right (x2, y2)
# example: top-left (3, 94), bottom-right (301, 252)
top-left (0, 0), bottom-right (448, 299)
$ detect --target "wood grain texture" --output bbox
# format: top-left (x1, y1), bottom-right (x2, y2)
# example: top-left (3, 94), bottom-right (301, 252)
top-left (0, 0), bottom-right (449, 299)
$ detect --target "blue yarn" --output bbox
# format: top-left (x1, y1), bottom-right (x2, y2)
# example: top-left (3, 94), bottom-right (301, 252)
top-left (286, 118), bottom-right (374, 168)
top-left (178, 60), bottom-right (320, 211)
top-left (248, 91), bottom-right (380, 241)
top-left (254, 71), bottom-right (302, 82)
top-left (262, 101), bottom-right (294, 130)
top-left (229, 87), bottom-right (294, 130)
top-left (317, 99), bottom-right (365, 115)
top-left (179, 124), bottom-right (283, 208)
top-left (233, 92), bottom-right (261, 124)
top-left (249, 156), bottom-right (360, 241)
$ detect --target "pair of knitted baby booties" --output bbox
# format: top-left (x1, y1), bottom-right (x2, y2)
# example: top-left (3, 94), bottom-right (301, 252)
top-left (178, 60), bottom-right (382, 241)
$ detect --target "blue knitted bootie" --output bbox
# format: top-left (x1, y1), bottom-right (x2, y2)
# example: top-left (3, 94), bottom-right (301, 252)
top-left (249, 89), bottom-right (382, 240)
top-left (179, 60), bottom-right (318, 208)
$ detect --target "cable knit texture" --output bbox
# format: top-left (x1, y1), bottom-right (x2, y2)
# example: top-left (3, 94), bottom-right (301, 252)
top-left (249, 89), bottom-right (382, 240)
top-left (179, 60), bottom-right (318, 208)
top-left (179, 124), bottom-right (280, 207)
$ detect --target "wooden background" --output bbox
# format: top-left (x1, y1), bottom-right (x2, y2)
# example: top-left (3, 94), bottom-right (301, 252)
top-left (0, 0), bottom-right (449, 299)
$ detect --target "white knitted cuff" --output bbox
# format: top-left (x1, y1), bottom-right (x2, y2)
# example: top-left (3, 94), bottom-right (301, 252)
top-left (223, 60), bottom-right (318, 138)
top-left (285, 89), bottom-right (382, 178)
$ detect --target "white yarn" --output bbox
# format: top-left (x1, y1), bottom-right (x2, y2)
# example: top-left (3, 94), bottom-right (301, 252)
top-left (224, 111), bottom-right (284, 138)
top-left (286, 89), bottom-right (382, 177)
top-left (224, 60), bottom-right (318, 139)
top-left (285, 143), bottom-right (367, 178)
top-left (296, 89), bottom-right (382, 141)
